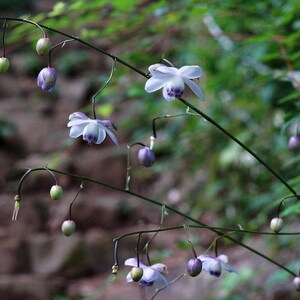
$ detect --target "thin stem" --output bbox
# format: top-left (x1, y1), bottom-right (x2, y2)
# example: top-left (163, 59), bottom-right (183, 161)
top-left (2, 20), bottom-right (7, 57)
top-left (136, 233), bottom-right (142, 268)
top-left (277, 195), bottom-right (299, 217)
top-left (48, 38), bottom-right (75, 67)
top-left (178, 97), bottom-right (299, 197)
top-left (42, 167), bottom-right (297, 276)
top-left (0, 17), bottom-right (149, 78)
top-left (68, 182), bottom-right (83, 220)
top-left (92, 58), bottom-right (117, 119)
top-left (183, 225), bottom-right (198, 258)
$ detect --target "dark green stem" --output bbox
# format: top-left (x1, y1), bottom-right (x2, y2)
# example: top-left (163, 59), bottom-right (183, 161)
top-left (0, 17), bottom-right (149, 78)
top-left (178, 97), bottom-right (298, 197)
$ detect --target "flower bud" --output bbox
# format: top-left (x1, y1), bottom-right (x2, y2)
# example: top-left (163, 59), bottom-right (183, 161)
top-left (288, 136), bottom-right (300, 153)
top-left (50, 185), bottom-right (63, 201)
top-left (61, 220), bottom-right (76, 236)
top-left (0, 57), bottom-right (9, 74)
top-left (36, 37), bottom-right (52, 56)
top-left (130, 267), bottom-right (144, 282)
top-left (270, 217), bottom-right (283, 233)
top-left (187, 258), bottom-right (202, 277)
top-left (112, 264), bottom-right (119, 275)
top-left (137, 147), bottom-right (155, 167)
top-left (293, 276), bottom-right (300, 291)
top-left (37, 67), bottom-right (57, 91)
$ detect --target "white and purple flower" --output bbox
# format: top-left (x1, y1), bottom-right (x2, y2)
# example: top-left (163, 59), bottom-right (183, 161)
top-left (197, 254), bottom-right (238, 278)
top-left (145, 63), bottom-right (204, 101)
top-left (67, 112), bottom-right (118, 145)
top-left (125, 258), bottom-right (169, 288)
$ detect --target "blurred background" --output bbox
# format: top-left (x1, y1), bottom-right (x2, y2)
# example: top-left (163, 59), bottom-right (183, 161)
top-left (0, 0), bottom-right (300, 299)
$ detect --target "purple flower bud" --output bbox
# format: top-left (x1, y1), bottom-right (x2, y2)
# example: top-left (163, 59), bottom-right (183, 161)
top-left (37, 67), bottom-right (57, 91)
top-left (36, 37), bottom-right (52, 56)
top-left (61, 220), bottom-right (76, 236)
top-left (137, 147), bottom-right (155, 167)
top-left (187, 258), bottom-right (202, 277)
top-left (288, 136), bottom-right (300, 153)
top-left (270, 217), bottom-right (283, 233)
top-left (0, 57), bottom-right (9, 74)
top-left (293, 276), bottom-right (300, 291)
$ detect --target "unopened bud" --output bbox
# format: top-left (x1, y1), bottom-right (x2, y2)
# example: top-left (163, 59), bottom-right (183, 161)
top-left (61, 220), bottom-right (76, 236)
top-left (293, 276), bottom-right (300, 291)
top-left (0, 57), bottom-right (9, 74)
top-left (137, 147), bottom-right (155, 167)
top-left (37, 67), bottom-right (57, 92)
top-left (187, 258), bottom-right (202, 277)
top-left (130, 267), bottom-right (144, 282)
top-left (50, 185), bottom-right (63, 201)
top-left (112, 264), bottom-right (119, 275)
top-left (36, 37), bottom-right (52, 56)
top-left (288, 136), bottom-right (300, 153)
top-left (270, 217), bottom-right (283, 233)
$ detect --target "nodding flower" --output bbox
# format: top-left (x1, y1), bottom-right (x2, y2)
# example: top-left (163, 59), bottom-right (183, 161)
top-left (37, 67), bottom-right (57, 91)
top-left (145, 63), bottom-right (204, 101)
top-left (67, 112), bottom-right (118, 145)
top-left (125, 258), bottom-right (169, 288)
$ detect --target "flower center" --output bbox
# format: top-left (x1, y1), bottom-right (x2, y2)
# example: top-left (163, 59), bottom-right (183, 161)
top-left (164, 77), bottom-right (185, 99)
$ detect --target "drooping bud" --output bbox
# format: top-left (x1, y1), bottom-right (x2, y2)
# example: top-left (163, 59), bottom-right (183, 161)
top-left (50, 185), bottom-right (63, 201)
top-left (288, 136), bottom-right (300, 153)
top-left (36, 37), bottom-right (52, 56)
top-left (61, 220), bottom-right (76, 236)
top-left (112, 264), bottom-right (119, 275)
top-left (130, 266), bottom-right (144, 282)
top-left (37, 67), bottom-right (57, 91)
top-left (137, 147), bottom-right (155, 167)
top-left (293, 276), bottom-right (300, 291)
top-left (12, 194), bottom-right (21, 221)
top-left (270, 217), bottom-right (284, 233)
top-left (0, 57), bottom-right (9, 74)
top-left (187, 258), bottom-right (202, 277)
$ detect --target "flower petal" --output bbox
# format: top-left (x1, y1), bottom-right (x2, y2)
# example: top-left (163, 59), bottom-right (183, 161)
top-left (220, 262), bottom-right (238, 274)
top-left (155, 65), bottom-right (179, 75)
top-left (69, 112), bottom-right (89, 121)
top-left (124, 258), bottom-right (148, 269)
top-left (178, 66), bottom-right (202, 78)
top-left (67, 119), bottom-right (90, 127)
top-left (69, 124), bottom-right (86, 138)
top-left (182, 77), bottom-right (205, 100)
top-left (95, 128), bottom-right (106, 144)
top-left (145, 77), bottom-right (169, 93)
top-left (126, 272), bottom-right (133, 283)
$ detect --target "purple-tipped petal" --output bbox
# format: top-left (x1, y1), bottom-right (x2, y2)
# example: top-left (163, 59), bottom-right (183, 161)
top-left (69, 112), bottom-right (89, 121)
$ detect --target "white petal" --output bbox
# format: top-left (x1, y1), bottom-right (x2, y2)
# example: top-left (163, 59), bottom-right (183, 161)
top-left (67, 119), bottom-right (90, 127)
top-left (156, 65), bottom-right (179, 75)
top-left (149, 64), bottom-right (174, 78)
top-left (124, 258), bottom-right (148, 269)
top-left (147, 268), bottom-right (169, 289)
top-left (104, 128), bottom-right (118, 144)
top-left (178, 66), bottom-right (202, 78)
top-left (182, 78), bottom-right (205, 100)
top-left (126, 272), bottom-right (133, 283)
top-left (69, 112), bottom-right (89, 121)
top-left (69, 124), bottom-right (86, 138)
top-left (221, 262), bottom-right (238, 274)
top-left (162, 85), bottom-right (176, 101)
top-left (145, 77), bottom-right (169, 92)
top-left (198, 255), bottom-right (214, 263)
top-left (95, 128), bottom-right (106, 144)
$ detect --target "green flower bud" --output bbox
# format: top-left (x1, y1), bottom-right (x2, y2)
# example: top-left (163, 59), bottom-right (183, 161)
top-left (293, 276), bottom-right (300, 291)
top-left (61, 220), bottom-right (76, 236)
top-left (130, 266), bottom-right (144, 282)
top-left (270, 217), bottom-right (283, 233)
top-left (187, 258), bottom-right (202, 277)
top-left (36, 37), bottom-right (52, 56)
top-left (50, 185), bottom-right (63, 201)
top-left (0, 57), bottom-right (9, 74)
top-left (112, 264), bottom-right (119, 275)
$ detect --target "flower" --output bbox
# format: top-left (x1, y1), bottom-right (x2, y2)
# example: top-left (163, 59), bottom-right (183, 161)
top-left (270, 217), bottom-right (284, 233)
top-left (67, 112), bottom-right (118, 145)
top-left (187, 258), bottom-right (202, 277)
top-left (36, 37), bottom-right (52, 56)
top-left (288, 136), bottom-right (300, 153)
top-left (125, 258), bottom-right (169, 288)
top-left (197, 254), bottom-right (238, 277)
top-left (145, 63), bottom-right (204, 101)
top-left (37, 67), bottom-right (57, 91)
